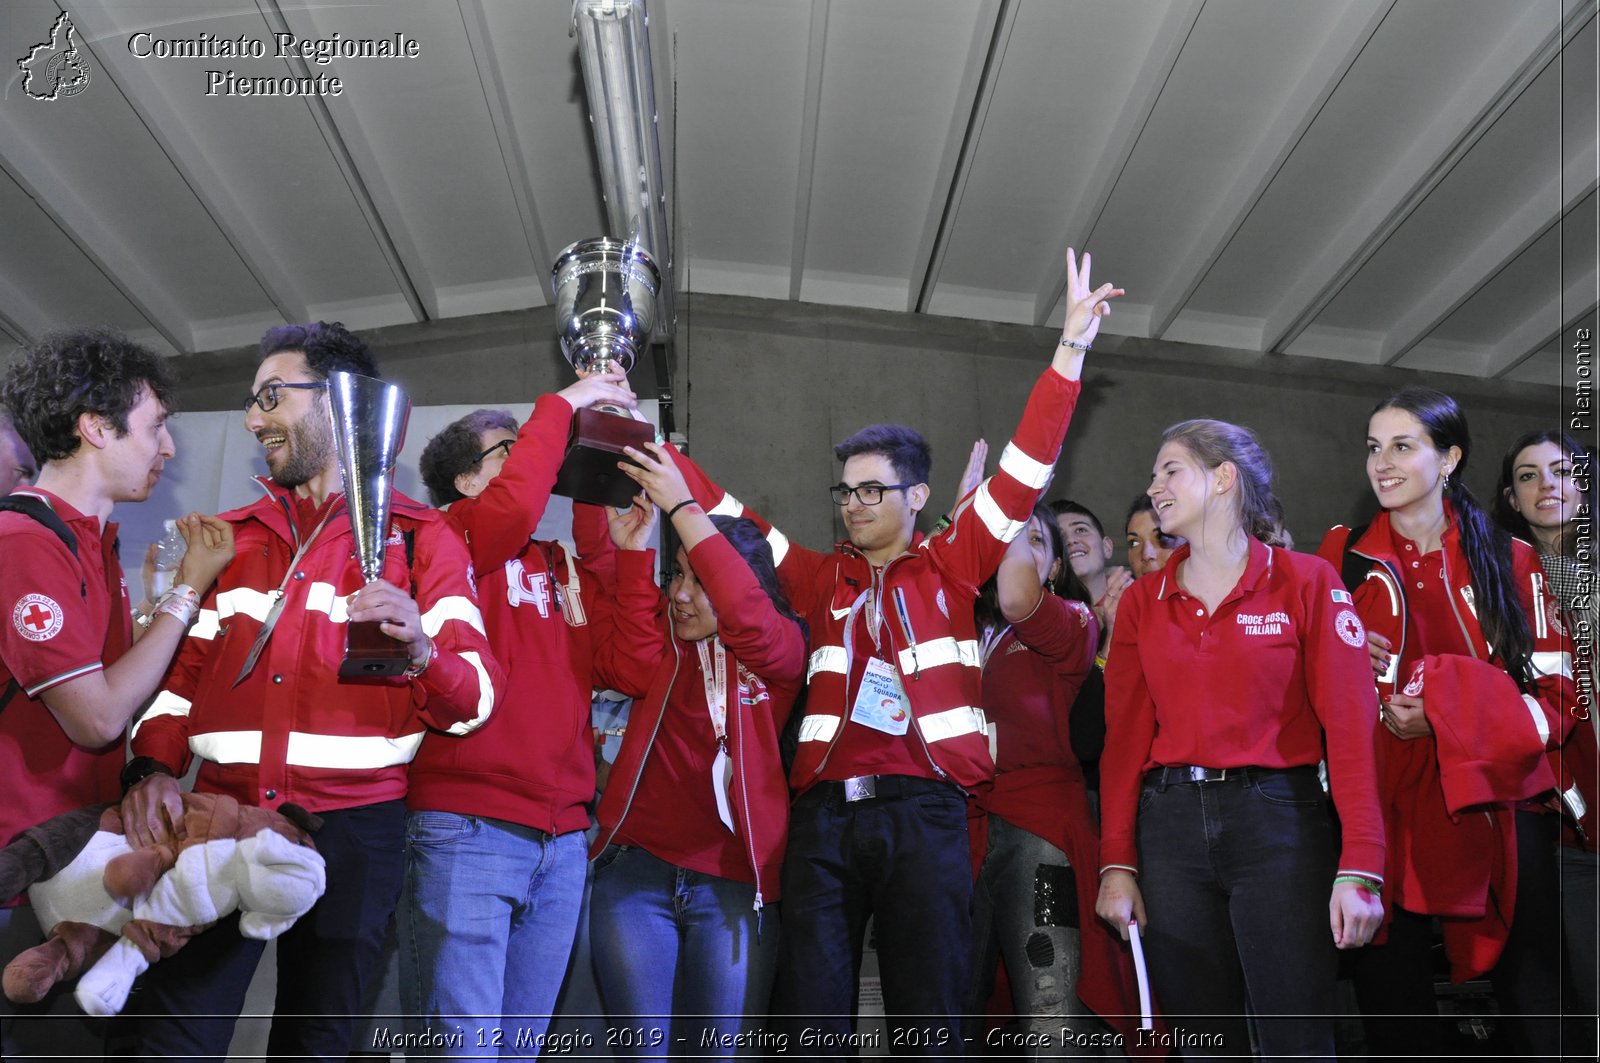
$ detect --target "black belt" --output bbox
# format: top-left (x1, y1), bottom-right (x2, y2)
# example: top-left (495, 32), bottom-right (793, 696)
top-left (804, 774), bottom-right (959, 805)
top-left (1145, 764), bottom-right (1319, 787)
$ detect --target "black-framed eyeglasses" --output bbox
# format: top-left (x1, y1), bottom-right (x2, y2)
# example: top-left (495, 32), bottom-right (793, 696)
top-left (830, 482), bottom-right (916, 506)
top-left (244, 381), bottom-right (327, 413)
top-left (474, 439), bottom-right (513, 465)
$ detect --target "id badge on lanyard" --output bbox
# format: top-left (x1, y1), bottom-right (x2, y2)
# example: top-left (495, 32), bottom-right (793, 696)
top-left (699, 638), bottom-right (737, 833)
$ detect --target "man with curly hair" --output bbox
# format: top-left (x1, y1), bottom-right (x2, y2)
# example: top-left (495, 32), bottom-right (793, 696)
top-left (0, 328), bottom-right (234, 1058)
top-left (122, 321), bottom-right (502, 1061)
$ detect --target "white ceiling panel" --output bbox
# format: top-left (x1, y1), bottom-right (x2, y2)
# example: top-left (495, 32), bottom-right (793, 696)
top-left (0, 0), bottom-right (1588, 389)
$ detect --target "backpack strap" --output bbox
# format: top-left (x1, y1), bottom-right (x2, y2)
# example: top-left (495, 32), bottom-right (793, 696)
top-left (0, 496), bottom-right (85, 600)
top-left (0, 497), bottom-right (84, 717)
top-left (1339, 522), bottom-right (1371, 594)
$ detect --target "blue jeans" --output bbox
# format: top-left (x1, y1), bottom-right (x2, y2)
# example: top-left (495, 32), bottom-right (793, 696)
top-left (965, 816), bottom-right (1086, 1045)
top-left (1560, 845), bottom-right (1598, 1017)
top-left (1136, 767), bottom-right (1337, 1061)
top-left (588, 845), bottom-right (779, 1060)
top-left (398, 813), bottom-right (587, 1057)
top-left (771, 777), bottom-right (971, 1058)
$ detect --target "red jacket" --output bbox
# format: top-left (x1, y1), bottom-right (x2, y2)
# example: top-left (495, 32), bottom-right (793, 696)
top-left (1102, 539), bottom-right (1386, 878)
top-left (131, 479), bottom-right (502, 814)
top-left (408, 393), bottom-right (627, 836)
top-left (676, 370), bottom-right (1081, 791)
top-left (1317, 512), bottom-right (1575, 980)
top-left (0, 490), bottom-right (127, 863)
top-left (592, 538), bottom-right (806, 905)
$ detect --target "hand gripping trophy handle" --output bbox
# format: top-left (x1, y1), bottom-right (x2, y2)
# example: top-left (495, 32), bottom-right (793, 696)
top-left (327, 371), bottom-right (414, 678)
top-left (550, 238), bottom-right (660, 508)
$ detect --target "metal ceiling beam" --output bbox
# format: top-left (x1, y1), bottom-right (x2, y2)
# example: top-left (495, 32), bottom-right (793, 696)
top-left (0, 135), bottom-right (192, 353)
top-left (71, 0), bottom-right (309, 327)
top-left (256, 0), bottom-right (433, 323)
top-left (457, 0), bottom-right (553, 294)
top-left (908, 0), bottom-right (1011, 314)
top-left (1033, 0), bottom-right (1205, 326)
top-left (1488, 272), bottom-right (1598, 378)
top-left (788, 0), bottom-right (830, 302)
top-left (1146, 0), bottom-right (1393, 340)
top-left (1260, 0), bottom-right (1594, 354)
top-left (1381, 161), bottom-right (1597, 366)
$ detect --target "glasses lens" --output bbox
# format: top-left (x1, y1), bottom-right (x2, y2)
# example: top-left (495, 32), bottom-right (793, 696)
top-left (830, 486), bottom-right (850, 505)
top-left (857, 485), bottom-right (883, 505)
top-left (245, 384), bottom-right (276, 413)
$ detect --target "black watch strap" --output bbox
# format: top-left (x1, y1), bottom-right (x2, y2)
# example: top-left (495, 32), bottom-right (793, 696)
top-left (120, 756), bottom-right (174, 794)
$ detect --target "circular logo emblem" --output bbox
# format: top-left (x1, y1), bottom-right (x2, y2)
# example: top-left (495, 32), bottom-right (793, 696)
top-left (13, 593), bottom-right (64, 642)
top-left (46, 50), bottom-right (91, 98)
top-left (1335, 609), bottom-right (1365, 649)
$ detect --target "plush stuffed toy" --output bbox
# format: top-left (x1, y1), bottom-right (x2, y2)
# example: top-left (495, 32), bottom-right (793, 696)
top-left (0, 793), bottom-right (326, 1016)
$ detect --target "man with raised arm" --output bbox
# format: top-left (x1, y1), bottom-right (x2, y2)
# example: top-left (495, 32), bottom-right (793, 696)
top-left (665, 253), bottom-right (1121, 1053)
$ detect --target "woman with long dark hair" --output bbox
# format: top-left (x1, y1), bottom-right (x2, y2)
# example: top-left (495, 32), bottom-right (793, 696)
top-left (1494, 427), bottom-right (1597, 1043)
top-left (1096, 419), bottom-right (1385, 1059)
top-left (1317, 387), bottom-right (1576, 1058)
top-left (588, 441), bottom-right (806, 1059)
top-left (964, 501), bottom-right (1135, 1043)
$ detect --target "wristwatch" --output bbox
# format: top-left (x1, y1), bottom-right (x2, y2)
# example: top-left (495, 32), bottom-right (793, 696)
top-left (120, 756), bottom-right (174, 794)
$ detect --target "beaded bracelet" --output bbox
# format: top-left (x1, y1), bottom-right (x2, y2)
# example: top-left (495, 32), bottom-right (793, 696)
top-left (1058, 338), bottom-right (1092, 351)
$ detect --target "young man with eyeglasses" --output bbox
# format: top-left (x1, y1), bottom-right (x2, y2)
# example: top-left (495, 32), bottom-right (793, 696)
top-left (121, 321), bottom-right (502, 1061)
top-left (669, 253), bottom-right (1121, 1053)
top-left (0, 329), bottom-right (235, 1059)
top-left (401, 376), bottom-right (637, 1053)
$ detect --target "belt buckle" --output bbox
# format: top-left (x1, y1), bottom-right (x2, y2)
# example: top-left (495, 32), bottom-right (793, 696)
top-left (843, 775), bottom-right (878, 802)
top-left (1188, 766), bottom-right (1229, 783)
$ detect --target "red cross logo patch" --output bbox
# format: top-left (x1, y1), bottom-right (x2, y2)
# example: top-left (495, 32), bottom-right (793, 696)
top-left (13, 593), bottom-right (64, 642)
top-left (1335, 608), bottom-right (1365, 648)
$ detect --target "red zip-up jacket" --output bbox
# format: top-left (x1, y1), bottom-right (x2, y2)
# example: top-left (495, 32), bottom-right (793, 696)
top-left (674, 370), bottom-right (1081, 791)
top-left (408, 393), bottom-right (628, 836)
top-left (591, 537), bottom-right (806, 906)
top-left (131, 480), bottom-right (501, 814)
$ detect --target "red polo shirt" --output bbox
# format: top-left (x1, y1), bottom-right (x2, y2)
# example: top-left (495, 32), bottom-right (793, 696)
top-left (0, 489), bottom-right (127, 862)
top-left (1101, 538), bottom-right (1385, 879)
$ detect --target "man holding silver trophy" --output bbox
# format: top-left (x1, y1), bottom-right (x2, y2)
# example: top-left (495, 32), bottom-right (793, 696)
top-left (120, 321), bottom-right (501, 1061)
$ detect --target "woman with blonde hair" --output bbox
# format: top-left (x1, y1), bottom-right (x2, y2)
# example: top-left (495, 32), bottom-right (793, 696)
top-left (1096, 419), bottom-right (1385, 1059)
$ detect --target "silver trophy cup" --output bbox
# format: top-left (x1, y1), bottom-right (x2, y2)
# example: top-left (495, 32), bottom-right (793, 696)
top-left (550, 238), bottom-right (660, 508)
top-left (328, 371), bottom-right (413, 677)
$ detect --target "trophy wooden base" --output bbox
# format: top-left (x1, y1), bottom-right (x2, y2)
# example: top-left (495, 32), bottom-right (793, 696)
top-left (552, 407), bottom-right (655, 509)
top-left (340, 620), bottom-right (411, 678)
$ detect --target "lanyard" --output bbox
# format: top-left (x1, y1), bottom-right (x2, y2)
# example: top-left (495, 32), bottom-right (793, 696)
top-left (232, 505), bottom-right (341, 687)
top-left (697, 636), bottom-right (728, 743)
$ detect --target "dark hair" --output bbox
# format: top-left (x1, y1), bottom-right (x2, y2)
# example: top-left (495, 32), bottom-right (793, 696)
top-left (1160, 419), bottom-right (1293, 549)
top-left (0, 328), bottom-right (177, 462)
top-left (260, 321), bottom-right (380, 380)
top-left (976, 502), bottom-right (1091, 631)
top-left (1125, 493), bottom-right (1156, 525)
top-left (1049, 499), bottom-right (1104, 538)
top-left (703, 515), bottom-right (807, 640)
top-left (1371, 386), bottom-right (1533, 690)
top-left (834, 424), bottom-right (930, 487)
top-left (419, 409), bottom-right (520, 507)
top-left (1492, 428), bottom-right (1594, 558)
